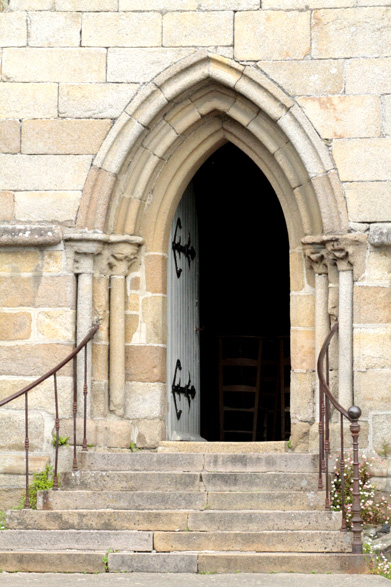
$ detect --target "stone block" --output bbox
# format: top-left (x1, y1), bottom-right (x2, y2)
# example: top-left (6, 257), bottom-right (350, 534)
top-left (91, 381), bottom-right (108, 418)
top-left (142, 296), bottom-right (166, 345)
top-left (291, 329), bottom-right (315, 370)
top-left (120, 0), bottom-right (196, 8)
top-left (82, 13), bottom-right (161, 47)
top-left (29, 12), bottom-right (81, 47)
top-left (125, 314), bottom-right (139, 344)
top-left (290, 421), bottom-right (311, 452)
top-left (0, 155), bottom-right (92, 190)
top-left (290, 371), bottom-right (314, 423)
top-left (0, 83), bottom-right (57, 119)
top-left (145, 254), bottom-right (167, 295)
top-left (3, 48), bottom-right (106, 82)
top-left (235, 11), bottom-right (310, 60)
top-left (367, 246), bottom-right (391, 283)
top-left (127, 294), bottom-right (140, 313)
top-left (297, 96), bottom-right (381, 139)
top-left (125, 382), bottom-right (165, 420)
top-left (0, 312), bottom-right (31, 341)
top-left (0, 376), bottom-right (73, 414)
top-left (0, 12), bottom-right (26, 47)
top-left (0, 275), bottom-right (75, 308)
top-left (384, 96), bottom-right (391, 137)
top-left (354, 327), bottom-right (391, 369)
top-left (258, 60), bottom-right (344, 97)
top-left (264, 0), bottom-right (354, 6)
top-left (92, 344), bottom-right (108, 382)
top-left (0, 454), bottom-right (49, 475)
top-left (345, 182), bottom-right (391, 223)
top-left (354, 286), bottom-right (391, 324)
top-left (0, 120), bottom-right (20, 154)
top-left (346, 58), bottom-right (391, 95)
top-left (333, 139), bottom-right (391, 182)
top-left (290, 294), bottom-right (315, 328)
top-left (0, 552), bottom-right (105, 574)
top-left (0, 411), bottom-right (44, 451)
top-left (312, 8), bottom-right (391, 58)
top-left (22, 120), bottom-right (111, 155)
top-left (15, 191), bottom-right (80, 224)
top-left (0, 344), bottom-right (73, 377)
top-left (371, 414), bottom-right (391, 454)
top-left (132, 418), bottom-right (164, 448)
top-left (109, 552), bottom-right (197, 573)
top-left (200, 0), bottom-right (258, 7)
top-left (36, 310), bottom-right (75, 342)
top-left (290, 251), bottom-right (305, 292)
top-left (95, 420), bottom-right (134, 449)
top-left (10, 0), bottom-right (53, 7)
top-left (354, 370), bottom-right (391, 417)
top-left (59, 83), bottom-right (138, 119)
top-left (0, 250), bottom-right (62, 274)
top-left (58, 0), bottom-right (116, 8)
top-left (163, 11), bottom-right (233, 47)
top-left (125, 345), bottom-right (166, 383)
top-left (107, 48), bottom-right (193, 83)
top-left (0, 192), bottom-right (14, 221)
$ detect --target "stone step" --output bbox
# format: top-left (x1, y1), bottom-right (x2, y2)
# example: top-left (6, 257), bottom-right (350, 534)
top-left (38, 490), bottom-right (207, 511)
top-left (78, 452), bottom-right (318, 473)
top-left (0, 530), bottom-right (152, 551)
top-left (107, 552), bottom-right (368, 574)
top-left (158, 441), bottom-right (288, 453)
top-left (60, 471), bottom-right (201, 491)
top-left (202, 472), bottom-right (318, 492)
top-left (208, 491), bottom-right (324, 510)
top-left (196, 552), bottom-right (368, 575)
top-left (7, 509), bottom-right (340, 532)
top-left (0, 551), bottom-right (105, 573)
top-left (153, 531), bottom-right (352, 553)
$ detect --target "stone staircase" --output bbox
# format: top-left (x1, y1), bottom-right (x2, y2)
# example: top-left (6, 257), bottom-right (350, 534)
top-left (0, 446), bottom-right (368, 574)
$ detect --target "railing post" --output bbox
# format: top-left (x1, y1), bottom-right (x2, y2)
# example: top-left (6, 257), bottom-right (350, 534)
top-left (348, 405), bottom-right (363, 554)
top-left (24, 392), bottom-right (30, 509)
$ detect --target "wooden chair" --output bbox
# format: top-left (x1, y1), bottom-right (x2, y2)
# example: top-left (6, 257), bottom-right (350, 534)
top-left (218, 336), bottom-right (262, 441)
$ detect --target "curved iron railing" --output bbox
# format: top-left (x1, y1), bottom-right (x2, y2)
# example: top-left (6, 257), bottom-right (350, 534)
top-left (317, 322), bottom-right (363, 554)
top-left (0, 323), bottom-right (99, 508)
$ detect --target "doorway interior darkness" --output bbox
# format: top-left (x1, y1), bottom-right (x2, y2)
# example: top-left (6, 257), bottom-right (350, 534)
top-left (193, 143), bottom-right (290, 441)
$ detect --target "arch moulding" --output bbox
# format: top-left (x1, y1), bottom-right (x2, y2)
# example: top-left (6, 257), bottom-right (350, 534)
top-left (77, 51), bottom-right (348, 254)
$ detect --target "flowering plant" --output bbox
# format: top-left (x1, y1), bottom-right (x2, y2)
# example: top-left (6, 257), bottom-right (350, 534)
top-left (330, 451), bottom-right (391, 528)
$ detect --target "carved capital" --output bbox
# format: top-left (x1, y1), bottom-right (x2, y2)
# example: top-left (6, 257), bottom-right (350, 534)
top-left (325, 234), bottom-right (367, 279)
top-left (97, 242), bottom-right (140, 277)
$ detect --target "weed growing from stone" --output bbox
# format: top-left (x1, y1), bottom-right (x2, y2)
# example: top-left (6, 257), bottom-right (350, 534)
top-left (19, 464), bottom-right (56, 510)
top-left (52, 434), bottom-right (69, 447)
top-left (364, 542), bottom-right (391, 580)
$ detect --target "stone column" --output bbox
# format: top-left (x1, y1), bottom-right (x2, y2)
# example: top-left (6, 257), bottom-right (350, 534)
top-left (97, 239), bottom-right (141, 417)
top-left (73, 241), bottom-right (103, 412)
top-left (303, 241), bottom-right (329, 421)
top-left (325, 236), bottom-right (365, 410)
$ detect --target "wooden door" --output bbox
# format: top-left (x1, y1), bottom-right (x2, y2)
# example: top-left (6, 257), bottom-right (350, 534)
top-left (167, 183), bottom-right (201, 440)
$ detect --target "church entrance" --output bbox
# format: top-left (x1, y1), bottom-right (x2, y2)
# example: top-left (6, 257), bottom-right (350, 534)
top-left (167, 143), bottom-right (290, 442)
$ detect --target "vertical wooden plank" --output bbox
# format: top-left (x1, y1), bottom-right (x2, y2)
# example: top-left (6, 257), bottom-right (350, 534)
top-left (167, 182), bottom-right (200, 439)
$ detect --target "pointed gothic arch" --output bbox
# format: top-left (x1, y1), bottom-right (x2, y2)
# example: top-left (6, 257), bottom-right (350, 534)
top-left (77, 51), bottom-right (348, 253)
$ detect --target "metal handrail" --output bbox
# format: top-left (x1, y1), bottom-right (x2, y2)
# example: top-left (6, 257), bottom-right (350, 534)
top-left (317, 321), bottom-right (363, 554)
top-left (0, 323), bottom-right (99, 508)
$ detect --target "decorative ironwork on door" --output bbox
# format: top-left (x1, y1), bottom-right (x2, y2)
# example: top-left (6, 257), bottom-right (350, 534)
top-left (172, 218), bottom-right (196, 278)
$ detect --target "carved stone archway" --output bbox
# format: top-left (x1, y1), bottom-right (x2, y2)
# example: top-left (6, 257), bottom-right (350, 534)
top-left (75, 51), bottom-right (350, 448)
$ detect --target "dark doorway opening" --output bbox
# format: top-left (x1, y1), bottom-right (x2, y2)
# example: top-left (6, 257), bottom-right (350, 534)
top-left (194, 143), bottom-right (290, 441)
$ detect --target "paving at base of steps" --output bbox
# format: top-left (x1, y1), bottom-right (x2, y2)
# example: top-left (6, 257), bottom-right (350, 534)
top-left (0, 574), bottom-right (388, 586)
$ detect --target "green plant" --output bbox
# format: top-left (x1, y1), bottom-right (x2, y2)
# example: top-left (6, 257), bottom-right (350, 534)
top-left (0, 510), bottom-right (6, 530)
top-left (331, 451), bottom-right (391, 528)
top-left (378, 440), bottom-right (391, 458)
top-left (52, 434), bottom-right (69, 447)
top-left (287, 438), bottom-right (292, 449)
top-left (129, 442), bottom-right (140, 452)
top-left (19, 465), bottom-right (56, 510)
top-left (102, 548), bottom-right (115, 572)
top-left (364, 542), bottom-right (391, 580)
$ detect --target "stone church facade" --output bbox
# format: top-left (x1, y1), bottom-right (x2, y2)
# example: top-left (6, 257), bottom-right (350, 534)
top-left (0, 0), bottom-right (391, 505)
